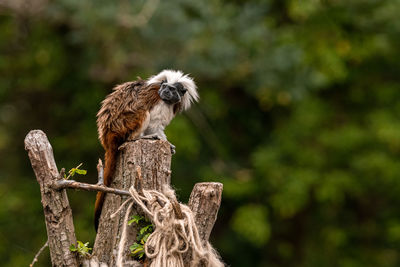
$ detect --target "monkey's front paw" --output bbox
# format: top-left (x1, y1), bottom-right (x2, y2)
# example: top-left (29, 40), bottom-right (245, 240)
top-left (141, 134), bottom-right (161, 140)
top-left (170, 143), bottom-right (176, 154)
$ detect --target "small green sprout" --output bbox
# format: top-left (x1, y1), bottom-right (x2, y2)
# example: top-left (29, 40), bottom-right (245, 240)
top-left (128, 215), bottom-right (153, 260)
top-left (128, 215), bottom-right (144, 225)
top-left (69, 241), bottom-right (92, 257)
top-left (129, 242), bottom-right (145, 259)
top-left (64, 163), bottom-right (87, 179)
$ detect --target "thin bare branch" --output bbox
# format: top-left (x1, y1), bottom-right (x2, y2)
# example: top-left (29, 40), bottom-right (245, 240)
top-left (97, 159), bottom-right (104, 185)
top-left (30, 240), bottom-right (49, 267)
top-left (51, 179), bottom-right (131, 197)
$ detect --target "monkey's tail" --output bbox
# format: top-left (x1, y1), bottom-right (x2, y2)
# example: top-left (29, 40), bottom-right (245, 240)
top-left (94, 133), bottom-right (120, 231)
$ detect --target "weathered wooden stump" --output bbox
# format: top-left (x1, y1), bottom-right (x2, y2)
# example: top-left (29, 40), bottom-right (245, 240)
top-left (93, 139), bottom-right (172, 265)
top-left (25, 130), bottom-right (223, 267)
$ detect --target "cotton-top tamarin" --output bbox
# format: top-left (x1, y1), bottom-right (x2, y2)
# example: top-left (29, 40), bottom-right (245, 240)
top-left (94, 70), bottom-right (198, 230)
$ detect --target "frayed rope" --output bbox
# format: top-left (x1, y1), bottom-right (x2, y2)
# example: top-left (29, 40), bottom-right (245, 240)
top-left (111, 185), bottom-right (224, 267)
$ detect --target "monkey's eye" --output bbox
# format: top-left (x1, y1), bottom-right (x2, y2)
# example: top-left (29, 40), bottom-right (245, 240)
top-left (175, 83), bottom-right (187, 95)
top-left (161, 79), bottom-right (167, 85)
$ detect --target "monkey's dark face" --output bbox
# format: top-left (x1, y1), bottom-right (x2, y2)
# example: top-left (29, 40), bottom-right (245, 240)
top-left (158, 80), bottom-right (187, 105)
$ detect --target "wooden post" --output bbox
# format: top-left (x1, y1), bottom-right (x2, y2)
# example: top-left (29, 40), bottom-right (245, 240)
top-left (189, 182), bottom-right (223, 243)
top-left (93, 139), bottom-right (172, 266)
top-left (24, 130), bottom-right (78, 266)
top-left (184, 182), bottom-right (223, 265)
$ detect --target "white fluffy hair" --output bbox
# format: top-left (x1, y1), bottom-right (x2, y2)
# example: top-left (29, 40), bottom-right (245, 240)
top-left (147, 69), bottom-right (199, 110)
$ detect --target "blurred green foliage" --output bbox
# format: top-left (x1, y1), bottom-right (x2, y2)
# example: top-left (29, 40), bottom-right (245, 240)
top-left (1, 0), bottom-right (400, 266)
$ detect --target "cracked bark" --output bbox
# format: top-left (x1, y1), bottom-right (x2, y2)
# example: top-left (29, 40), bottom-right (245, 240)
top-left (189, 182), bottom-right (223, 244)
top-left (93, 139), bottom-right (172, 266)
top-left (183, 182), bottom-right (223, 265)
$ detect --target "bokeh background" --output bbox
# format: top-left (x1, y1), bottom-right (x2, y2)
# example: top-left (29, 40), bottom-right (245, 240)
top-left (1, 0), bottom-right (400, 266)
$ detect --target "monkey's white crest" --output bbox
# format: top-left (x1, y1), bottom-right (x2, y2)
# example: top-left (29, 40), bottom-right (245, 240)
top-left (147, 69), bottom-right (199, 110)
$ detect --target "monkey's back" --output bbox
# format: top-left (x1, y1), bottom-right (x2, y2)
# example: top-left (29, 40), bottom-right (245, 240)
top-left (96, 79), bottom-right (161, 148)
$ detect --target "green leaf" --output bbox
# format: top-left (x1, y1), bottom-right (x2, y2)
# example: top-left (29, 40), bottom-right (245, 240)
top-left (75, 169), bottom-right (87, 175)
top-left (71, 240), bottom-right (92, 256)
top-left (130, 242), bottom-right (141, 251)
top-left (130, 215), bottom-right (144, 225)
top-left (140, 224), bottom-right (152, 235)
top-left (142, 233), bottom-right (151, 243)
top-left (130, 241), bottom-right (146, 257)
top-left (132, 247), bottom-right (143, 254)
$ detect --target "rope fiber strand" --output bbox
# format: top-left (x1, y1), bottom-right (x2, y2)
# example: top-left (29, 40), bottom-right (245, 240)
top-left (112, 185), bottom-right (224, 267)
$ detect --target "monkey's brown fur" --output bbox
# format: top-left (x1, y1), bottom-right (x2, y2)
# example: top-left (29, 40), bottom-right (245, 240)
top-left (95, 79), bottom-right (182, 230)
